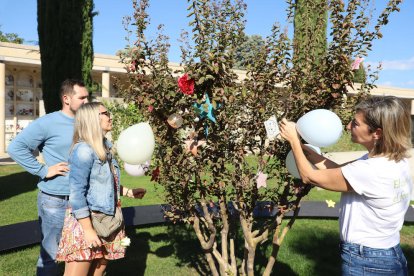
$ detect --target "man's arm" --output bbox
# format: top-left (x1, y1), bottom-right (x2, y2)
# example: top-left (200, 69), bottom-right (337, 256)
top-left (7, 118), bottom-right (69, 179)
top-left (8, 119), bottom-right (49, 178)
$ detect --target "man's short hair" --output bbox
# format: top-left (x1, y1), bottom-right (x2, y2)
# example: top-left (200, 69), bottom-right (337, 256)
top-left (59, 79), bottom-right (86, 100)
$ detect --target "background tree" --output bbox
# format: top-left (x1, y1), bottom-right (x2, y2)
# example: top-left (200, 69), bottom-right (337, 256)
top-left (0, 26), bottom-right (24, 44)
top-left (81, 0), bottom-right (97, 92)
top-left (293, 0), bottom-right (327, 67)
top-left (234, 34), bottom-right (265, 69)
top-left (37, 0), bottom-right (96, 113)
top-left (118, 0), bottom-right (402, 275)
top-left (353, 62), bottom-right (367, 83)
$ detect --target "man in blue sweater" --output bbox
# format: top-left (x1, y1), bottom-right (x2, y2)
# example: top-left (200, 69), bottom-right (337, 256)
top-left (8, 79), bottom-right (89, 276)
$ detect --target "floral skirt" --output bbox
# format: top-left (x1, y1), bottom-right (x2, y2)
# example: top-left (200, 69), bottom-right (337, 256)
top-left (56, 207), bottom-right (126, 262)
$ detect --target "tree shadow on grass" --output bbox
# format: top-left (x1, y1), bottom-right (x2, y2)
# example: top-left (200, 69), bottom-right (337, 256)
top-left (253, 242), bottom-right (299, 275)
top-left (0, 172), bottom-right (38, 201)
top-left (106, 219), bottom-right (414, 275)
top-left (106, 224), bottom-right (208, 275)
top-left (402, 245), bottom-right (414, 276)
top-left (401, 222), bottom-right (414, 276)
top-left (166, 223), bottom-right (211, 275)
top-left (165, 221), bottom-right (296, 276)
top-left (229, 218), bottom-right (339, 275)
top-left (106, 226), bottom-right (153, 275)
top-left (287, 225), bottom-right (341, 276)
top-left (288, 220), bottom-right (414, 276)
top-left (244, 219), bottom-right (299, 276)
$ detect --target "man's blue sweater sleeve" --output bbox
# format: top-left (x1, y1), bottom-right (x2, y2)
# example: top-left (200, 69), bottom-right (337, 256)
top-left (7, 119), bottom-right (49, 178)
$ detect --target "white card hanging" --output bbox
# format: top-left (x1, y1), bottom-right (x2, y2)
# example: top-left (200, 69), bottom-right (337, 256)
top-left (264, 115), bottom-right (280, 140)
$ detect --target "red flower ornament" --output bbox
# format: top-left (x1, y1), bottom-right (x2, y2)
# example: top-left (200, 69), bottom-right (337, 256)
top-left (178, 74), bottom-right (195, 95)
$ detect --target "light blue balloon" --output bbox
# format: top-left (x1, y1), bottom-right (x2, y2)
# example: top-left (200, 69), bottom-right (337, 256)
top-left (286, 144), bottom-right (321, 179)
top-left (296, 109), bottom-right (342, 147)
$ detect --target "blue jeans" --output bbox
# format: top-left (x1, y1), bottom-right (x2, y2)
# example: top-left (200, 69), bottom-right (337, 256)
top-left (36, 191), bottom-right (68, 276)
top-left (340, 242), bottom-right (408, 276)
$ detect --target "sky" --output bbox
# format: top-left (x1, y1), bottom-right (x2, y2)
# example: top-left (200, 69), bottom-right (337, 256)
top-left (1, 0), bottom-right (413, 89)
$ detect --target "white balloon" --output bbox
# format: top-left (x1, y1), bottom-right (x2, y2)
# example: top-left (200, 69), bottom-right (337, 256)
top-left (296, 109), bottom-right (343, 147)
top-left (117, 122), bottom-right (155, 165)
top-left (124, 161), bottom-right (150, 177)
top-left (286, 144), bottom-right (321, 179)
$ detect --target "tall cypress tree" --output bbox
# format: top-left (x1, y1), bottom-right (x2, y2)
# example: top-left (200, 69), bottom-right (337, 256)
top-left (293, 0), bottom-right (327, 67)
top-left (81, 0), bottom-right (96, 92)
top-left (37, 0), bottom-right (95, 113)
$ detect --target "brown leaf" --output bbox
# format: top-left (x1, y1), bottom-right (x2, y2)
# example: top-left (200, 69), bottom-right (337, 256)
top-left (332, 83), bottom-right (341, 89)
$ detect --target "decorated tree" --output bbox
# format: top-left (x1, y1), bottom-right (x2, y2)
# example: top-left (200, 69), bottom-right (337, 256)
top-left (117, 0), bottom-right (402, 274)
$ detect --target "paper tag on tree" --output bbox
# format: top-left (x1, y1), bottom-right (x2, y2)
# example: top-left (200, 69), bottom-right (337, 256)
top-left (264, 115), bottom-right (280, 140)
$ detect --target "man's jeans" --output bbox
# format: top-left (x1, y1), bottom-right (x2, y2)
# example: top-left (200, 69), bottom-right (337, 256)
top-left (36, 191), bottom-right (68, 276)
top-left (341, 242), bottom-right (408, 276)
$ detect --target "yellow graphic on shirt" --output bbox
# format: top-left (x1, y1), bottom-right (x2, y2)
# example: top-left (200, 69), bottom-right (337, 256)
top-left (392, 179), bottom-right (410, 204)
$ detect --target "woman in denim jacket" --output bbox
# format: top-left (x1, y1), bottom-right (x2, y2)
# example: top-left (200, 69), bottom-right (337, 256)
top-left (56, 102), bottom-right (146, 276)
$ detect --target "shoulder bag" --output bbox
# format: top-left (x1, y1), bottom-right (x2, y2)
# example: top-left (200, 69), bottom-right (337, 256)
top-left (91, 155), bottom-right (124, 238)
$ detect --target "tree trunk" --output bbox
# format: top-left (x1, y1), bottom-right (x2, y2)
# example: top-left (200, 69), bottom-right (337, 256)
top-left (263, 205), bottom-right (301, 275)
top-left (262, 227), bottom-right (281, 276)
top-left (246, 245), bottom-right (256, 276)
top-left (206, 251), bottom-right (220, 276)
top-left (240, 215), bottom-right (257, 276)
top-left (229, 238), bottom-right (237, 274)
top-left (219, 197), bottom-right (237, 275)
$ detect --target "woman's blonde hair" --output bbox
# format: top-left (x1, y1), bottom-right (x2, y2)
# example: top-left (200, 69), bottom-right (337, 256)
top-left (72, 102), bottom-right (107, 161)
top-left (355, 96), bottom-right (412, 161)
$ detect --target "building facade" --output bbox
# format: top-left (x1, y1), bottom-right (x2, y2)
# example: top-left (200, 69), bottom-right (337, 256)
top-left (0, 42), bottom-right (133, 154)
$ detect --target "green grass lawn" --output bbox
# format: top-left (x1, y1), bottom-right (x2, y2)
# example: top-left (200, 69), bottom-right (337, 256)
top-left (1, 164), bottom-right (413, 275)
top-left (321, 131), bottom-right (365, 152)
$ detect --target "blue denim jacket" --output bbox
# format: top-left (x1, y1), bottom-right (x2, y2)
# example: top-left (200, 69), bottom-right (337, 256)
top-left (68, 140), bottom-right (120, 219)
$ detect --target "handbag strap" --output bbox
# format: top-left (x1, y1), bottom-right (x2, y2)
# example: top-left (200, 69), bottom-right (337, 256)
top-left (106, 149), bottom-right (120, 204)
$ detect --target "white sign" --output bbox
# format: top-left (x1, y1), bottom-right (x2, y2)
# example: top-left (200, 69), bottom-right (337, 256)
top-left (264, 115), bottom-right (280, 140)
